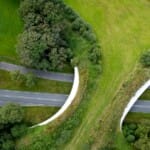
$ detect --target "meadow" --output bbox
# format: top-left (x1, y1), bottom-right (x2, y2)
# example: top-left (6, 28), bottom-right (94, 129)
top-left (0, 0), bottom-right (22, 62)
top-left (64, 0), bottom-right (150, 149)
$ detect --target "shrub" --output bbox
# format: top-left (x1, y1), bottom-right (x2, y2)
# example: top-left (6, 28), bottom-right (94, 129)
top-left (17, 0), bottom-right (73, 71)
top-left (126, 134), bottom-right (136, 143)
top-left (83, 31), bottom-right (97, 43)
top-left (10, 70), bottom-right (25, 85)
top-left (2, 140), bottom-right (14, 150)
top-left (72, 18), bottom-right (83, 31)
top-left (140, 49), bottom-right (150, 67)
top-left (88, 45), bottom-right (101, 64)
top-left (25, 73), bottom-right (37, 88)
top-left (11, 124), bottom-right (27, 138)
top-left (128, 123), bottom-right (137, 130)
top-left (0, 103), bottom-right (24, 125)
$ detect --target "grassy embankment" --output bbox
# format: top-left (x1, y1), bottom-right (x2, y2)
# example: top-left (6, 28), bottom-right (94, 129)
top-left (63, 0), bottom-right (150, 149)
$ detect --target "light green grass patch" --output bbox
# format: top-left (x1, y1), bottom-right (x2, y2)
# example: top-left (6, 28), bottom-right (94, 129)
top-left (0, 0), bottom-right (23, 62)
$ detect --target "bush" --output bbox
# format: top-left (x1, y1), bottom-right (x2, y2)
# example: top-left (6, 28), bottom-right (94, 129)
top-left (83, 31), bottom-right (97, 43)
top-left (25, 73), bottom-right (37, 88)
top-left (11, 124), bottom-right (27, 138)
top-left (126, 134), bottom-right (136, 143)
top-left (2, 140), bottom-right (14, 150)
top-left (88, 45), bottom-right (101, 64)
top-left (0, 103), bottom-right (24, 125)
top-left (10, 70), bottom-right (25, 85)
top-left (140, 49), bottom-right (150, 67)
top-left (128, 123), bottom-right (137, 130)
top-left (72, 18), bottom-right (83, 31)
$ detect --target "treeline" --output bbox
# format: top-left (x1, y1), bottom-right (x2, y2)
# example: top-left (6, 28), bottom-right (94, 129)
top-left (17, 0), bottom-right (101, 71)
top-left (0, 103), bottom-right (27, 150)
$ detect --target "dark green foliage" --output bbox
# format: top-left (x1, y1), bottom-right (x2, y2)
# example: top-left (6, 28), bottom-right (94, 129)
top-left (126, 134), bottom-right (135, 143)
top-left (83, 31), bottom-right (97, 43)
top-left (11, 124), bottom-right (27, 138)
top-left (0, 103), bottom-right (26, 150)
top-left (10, 71), bottom-right (37, 88)
top-left (10, 70), bottom-right (25, 85)
top-left (17, 0), bottom-right (73, 71)
top-left (128, 123), bottom-right (137, 130)
top-left (72, 18), bottom-right (84, 31)
top-left (140, 49), bottom-right (150, 67)
top-left (88, 44), bottom-right (101, 64)
top-left (0, 103), bottom-right (24, 124)
top-left (25, 73), bottom-right (37, 88)
top-left (123, 122), bottom-right (150, 149)
top-left (64, 5), bottom-right (78, 21)
top-left (1, 140), bottom-right (15, 150)
top-left (17, 0), bottom-right (101, 72)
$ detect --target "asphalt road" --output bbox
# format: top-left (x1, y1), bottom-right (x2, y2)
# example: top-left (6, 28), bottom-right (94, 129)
top-left (131, 100), bottom-right (150, 113)
top-left (0, 62), bottom-right (73, 82)
top-left (0, 90), bottom-right (68, 107)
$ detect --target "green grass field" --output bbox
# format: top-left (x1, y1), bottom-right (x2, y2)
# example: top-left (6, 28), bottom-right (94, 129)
top-left (0, 0), bottom-right (22, 62)
top-left (63, 0), bottom-right (150, 149)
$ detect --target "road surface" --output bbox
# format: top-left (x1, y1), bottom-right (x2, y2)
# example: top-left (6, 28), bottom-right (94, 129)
top-left (0, 90), bottom-right (68, 107)
top-left (0, 62), bottom-right (73, 82)
top-left (131, 100), bottom-right (150, 113)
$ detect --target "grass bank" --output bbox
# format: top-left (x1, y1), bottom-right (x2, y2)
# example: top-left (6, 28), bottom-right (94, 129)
top-left (23, 107), bottom-right (59, 126)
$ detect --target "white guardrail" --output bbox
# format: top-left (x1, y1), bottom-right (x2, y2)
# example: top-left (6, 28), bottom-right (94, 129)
top-left (32, 67), bottom-right (79, 128)
top-left (120, 80), bottom-right (150, 131)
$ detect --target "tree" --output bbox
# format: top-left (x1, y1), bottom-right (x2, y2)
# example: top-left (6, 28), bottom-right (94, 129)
top-left (0, 103), bottom-right (24, 125)
top-left (11, 124), bottom-right (27, 138)
top-left (126, 134), bottom-right (136, 143)
top-left (1, 140), bottom-right (14, 150)
top-left (17, 0), bottom-right (73, 71)
top-left (10, 70), bottom-right (25, 85)
top-left (88, 44), bottom-right (101, 64)
top-left (25, 73), bottom-right (37, 88)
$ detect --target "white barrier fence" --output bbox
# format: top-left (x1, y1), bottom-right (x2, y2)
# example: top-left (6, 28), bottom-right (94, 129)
top-left (32, 67), bottom-right (79, 128)
top-left (120, 80), bottom-right (150, 131)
